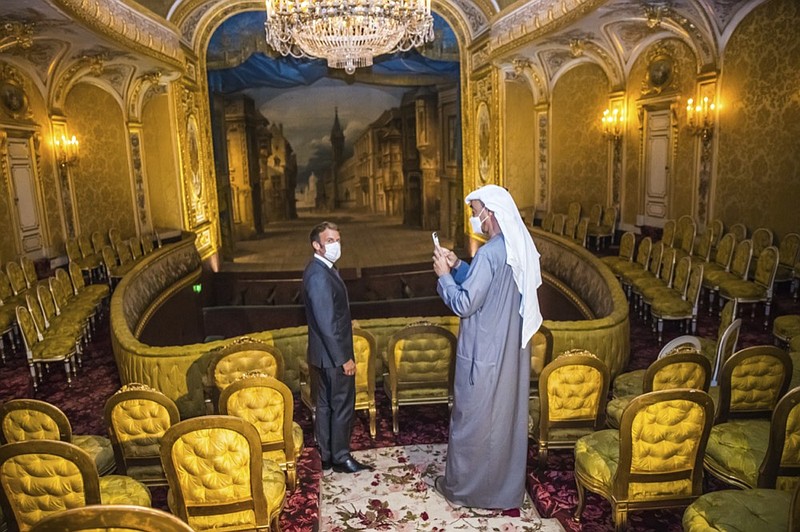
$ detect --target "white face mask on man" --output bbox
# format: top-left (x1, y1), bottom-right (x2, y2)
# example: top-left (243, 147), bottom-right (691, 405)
top-left (469, 207), bottom-right (488, 235)
top-left (323, 241), bottom-right (341, 263)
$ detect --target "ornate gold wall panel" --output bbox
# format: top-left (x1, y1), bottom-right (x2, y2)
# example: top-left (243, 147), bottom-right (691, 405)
top-left (715, 0), bottom-right (800, 239)
top-left (65, 83), bottom-right (135, 237)
top-left (550, 63), bottom-right (607, 213)
top-left (141, 92), bottom-right (183, 231)
top-left (502, 76), bottom-right (536, 211)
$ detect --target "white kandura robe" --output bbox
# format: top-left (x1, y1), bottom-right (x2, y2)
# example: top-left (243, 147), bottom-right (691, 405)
top-left (436, 234), bottom-right (531, 509)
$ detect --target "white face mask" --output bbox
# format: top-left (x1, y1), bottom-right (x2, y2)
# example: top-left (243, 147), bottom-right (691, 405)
top-left (323, 241), bottom-right (341, 263)
top-left (469, 207), bottom-right (487, 235)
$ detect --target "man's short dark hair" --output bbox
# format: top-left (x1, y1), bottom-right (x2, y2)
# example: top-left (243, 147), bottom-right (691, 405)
top-left (310, 221), bottom-right (339, 244)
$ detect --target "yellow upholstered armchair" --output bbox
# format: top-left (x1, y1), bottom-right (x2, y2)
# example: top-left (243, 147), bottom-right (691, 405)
top-left (640, 255), bottom-right (691, 318)
top-left (529, 324), bottom-right (553, 398)
top-left (749, 227), bottom-right (774, 276)
top-left (612, 336), bottom-right (702, 399)
top-left (299, 328), bottom-right (377, 438)
top-left (382, 322), bottom-right (456, 434)
top-left (540, 211), bottom-right (554, 233)
top-left (630, 247), bottom-right (676, 316)
top-left (775, 232), bottom-right (800, 289)
top-left (6, 262), bottom-right (28, 298)
top-left (572, 217), bottom-right (589, 247)
top-left (705, 238), bottom-right (753, 313)
top-left (712, 345), bottom-right (791, 423)
top-left (574, 389), bottom-right (714, 531)
top-left (606, 348), bottom-right (711, 429)
top-left (160, 415), bottom-right (286, 532)
top-left (689, 227), bottom-right (714, 265)
top-left (673, 215), bottom-right (696, 261)
top-left (613, 236), bottom-right (652, 280)
top-left (709, 219), bottom-right (724, 249)
top-left (551, 213), bottom-right (566, 236)
top-left (0, 398), bottom-right (116, 476)
top-left (649, 262), bottom-right (704, 343)
top-left (30, 504), bottom-right (194, 532)
top-left (621, 240), bottom-right (663, 301)
top-left (19, 256), bottom-right (37, 289)
top-left (220, 372), bottom-right (303, 490)
top-left (704, 385), bottom-right (800, 492)
top-left (15, 305), bottom-right (78, 390)
top-left (700, 232), bottom-right (736, 290)
top-left (719, 245), bottom-right (780, 328)
top-left (204, 337), bottom-right (285, 414)
top-left (729, 222), bottom-right (748, 242)
top-left (587, 205), bottom-right (617, 250)
top-left (600, 231), bottom-right (635, 275)
top-left (529, 350), bottom-right (610, 468)
top-left (683, 482), bottom-right (800, 532)
top-left (104, 383), bottom-right (180, 486)
top-left (0, 440), bottom-right (150, 532)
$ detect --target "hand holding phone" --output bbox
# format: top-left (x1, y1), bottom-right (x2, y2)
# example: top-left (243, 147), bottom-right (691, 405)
top-left (432, 231), bottom-right (441, 249)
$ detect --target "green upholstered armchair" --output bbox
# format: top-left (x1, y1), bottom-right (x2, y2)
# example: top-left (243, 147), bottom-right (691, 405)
top-left (613, 236), bottom-right (652, 280)
top-left (729, 222), bottom-right (748, 242)
top-left (704, 385), bottom-right (800, 492)
top-left (19, 256), bottom-right (37, 288)
top-left (587, 205), bottom-right (617, 251)
top-left (5, 262), bottom-right (27, 297)
top-left (705, 238), bottom-right (753, 314)
top-left (600, 231), bottom-right (635, 274)
top-left (203, 337), bottom-right (284, 414)
top-left (586, 203), bottom-right (602, 232)
top-left (719, 245), bottom-right (780, 328)
top-left (673, 216), bottom-right (696, 261)
top-left (566, 201), bottom-right (581, 230)
top-left (712, 345), bottom-right (791, 423)
top-left (659, 219), bottom-right (677, 248)
top-left (683, 483), bottom-right (800, 532)
top-left (90, 231), bottom-right (106, 255)
top-left (541, 211), bottom-right (554, 232)
top-left (0, 440), bottom-right (151, 532)
top-left (104, 383), bottom-right (180, 486)
top-left (701, 232), bottom-right (736, 285)
top-left (160, 416), bottom-right (285, 532)
top-left (34, 284), bottom-right (86, 350)
top-left (709, 219), bottom-right (724, 249)
top-left (0, 398), bottom-right (116, 476)
top-left (572, 217), bottom-right (589, 247)
top-left (574, 389), bottom-right (714, 531)
top-left (749, 227), bottom-right (774, 277)
top-left (30, 504), bottom-right (195, 532)
top-left (774, 314), bottom-right (800, 347)
top-left (621, 240), bottom-right (664, 300)
top-left (775, 232), bottom-right (800, 288)
top-left (630, 247), bottom-right (676, 317)
top-left (382, 322), bottom-right (456, 434)
top-left (640, 255), bottom-right (691, 317)
top-left (551, 213), bottom-right (566, 236)
top-left (219, 373), bottom-right (303, 490)
top-left (529, 350), bottom-right (610, 469)
top-left (689, 227), bottom-right (714, 265)
top-left (606, 349), bottom-right (711, 429)
top-left (650, 262), bottom-right (704, 343)
top-left (15, 305), bottom-right (78, 390)
top-left (299, 328), bottom-right (377, 438)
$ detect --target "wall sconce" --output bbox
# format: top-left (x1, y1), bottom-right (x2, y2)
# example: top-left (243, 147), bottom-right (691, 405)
top-left (686, 96), bottom-right (715, 138)
top-left (601, 108), bottom-right (624, 140)
top-left (54, 134), bottom-right (79, 167)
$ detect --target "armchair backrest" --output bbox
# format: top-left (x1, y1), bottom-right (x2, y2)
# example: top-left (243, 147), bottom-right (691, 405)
top-left (0, 440), bottom-right (101, 531)
top-left (648, 241), bottom-right (665, 276)
top-left (658, 247), bottom-right (677, 284)
top-left (643, 350), bottom-right (711, 393)
top-left (36, 284), bottom-right (57, 326)
top-left (0, 398), bottom-right (72, 444)
top-left (77, 235), bottom-right (94, 259)
top-left (141, 235), bottom-right (155, 255)
top-left (0, 270), bottom-right (14, 303)
top-left (25, 292), bottom-right (46, 337)
top-left (30, 505), bottom-right (195, 532)
top-left (657, 335), bottom-right (702, 360)
top-left (563, 216), bottom-right (577, 239)
top-left (117, 243), bottom-right (134, 266)
top-left (574, 218), bottom-right (589, 246)
top-left (567, 201), bottom-right (581, 224)
top-left (551, 213), bottom-right (565, 235)
top-left (67, 262), bottom-right (85, 294)
top-left (678, 221), bottom-right (696, 255)
top-left (751, 227), bottom-right (774, 258)
top-left (588, 204), bottom-right (602, 226)
top-left (101, 246), bottom-right (118, 270)
top-left (90, 231), bottom-right (105, 255)
top-left (676, 215), bottom-right (695, 244)
top-left (685, 263), bottom-right (704, 311)
top-left (160, 416), bottom-right (271, 529)
top-left (541, 212), bottom-right (554, 232)
top-left (710, 316), bottom-right (742, 387)
top-left (353, 328), bottom-right (377, 405)
top-left (729, 223), bottom-right (748, 242)
top-left (671, 257), bottom-right (692, 296)
top-left (530, 324), bottom-right (554, 385)
top-left (108, 228), bottom-right (122, 253)
top-left (49, 277), bottom-right (72, 315)
top-left (65, 239), bottom-right (83, 263)
top-left (617, 232), bottom-right (636, 262)
top-left (633, 236), bottom-right (653, 269)
top-left (601, 205), bottom-right (617, 228)
top-left (693, 228), bottom-right (714, 262)
top-left (6, 262), bottom-right (27, 295)
top-left (56, 268), bottom-right (77, 297)
top-left (614, 389), bottom-right (713, 500)
top-left (128, 238), bottom-right (142, 261)
top-left (661, 219), bottom-right (676, 248)
top-left (753, 246), bottom-right (780, 291)
top-left (716, 345), bottom-right (791, 422)
top-left (760, 386), bottom-right (800, 490)
top-left (104, 383), bottom-right (180, 481)
top-left (385, 323), bottom-right (456, 394)
top-left (20, 256), bottom-right (37, 288)
top-left (730, 239), bottom-right (753, 279)
top-left (710, 219), bottom-right (724, 248)
top-left (538, 350), bottom-right (610, 436)
top-left (15, 306), bottom-right (40, 357)
top-left (713, 233), bottom-right (736, 270)
top-left (219, 374), bottom-right (296, 465)
top-left (778, 232), bottom-right (800, 269)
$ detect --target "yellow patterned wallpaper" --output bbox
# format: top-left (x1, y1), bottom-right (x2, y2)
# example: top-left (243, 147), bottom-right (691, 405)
top-left (0, 140), bottom-right (13, 262)
top-left (142, 92), bottom-right (183, 231)
top-left (551, 63), bottom-right (608, 214)
top-left (622, 39), bottom-right (697, 226)
top-left (715, 0), bottom-right (800, 239)
top-left (65, 84), bottom-right (136, 238)
top-left (503, 79), bottom-right (537, 210)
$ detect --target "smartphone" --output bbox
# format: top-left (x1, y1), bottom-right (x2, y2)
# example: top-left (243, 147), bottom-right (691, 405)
top-left (432, 231), bottom-right (440, 249)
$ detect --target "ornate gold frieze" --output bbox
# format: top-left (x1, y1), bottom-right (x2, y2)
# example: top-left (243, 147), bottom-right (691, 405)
top-left (52, 0), bottom-right (184, 70)
top-left (0, 21), bottom-right (35, 51)
top-left (51, 53), bottom-right (107, 112)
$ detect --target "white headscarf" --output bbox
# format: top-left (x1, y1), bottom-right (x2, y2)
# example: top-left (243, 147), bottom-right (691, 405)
top-left (465, 185), bottom-right (542, 347)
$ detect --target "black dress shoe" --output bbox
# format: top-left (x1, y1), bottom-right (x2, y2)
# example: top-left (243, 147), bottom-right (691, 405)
top-left (332, 457), bottom-right (374, 473)
top-left (321, 460), bottom-right (332, 471)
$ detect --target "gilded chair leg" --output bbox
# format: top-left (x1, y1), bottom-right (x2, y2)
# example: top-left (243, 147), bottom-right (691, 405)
top-left (708, 289), bottom-right (716, 314)
top-left (614, 504), bottom-right (628, 531)
top-left (573, 476), bottom-right (586, 521)
top-left (369, 405), bottom-right (376, 439)
top-left (286, 465), bottom-right (296, 491)
top-left (392, 401), bottom-right (399, 434)
top-left (272, 513), bottom-right (282, 532)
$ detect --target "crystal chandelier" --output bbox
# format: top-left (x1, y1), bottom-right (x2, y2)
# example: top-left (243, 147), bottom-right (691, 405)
top-left (265, 0), bottom-right (435, 75)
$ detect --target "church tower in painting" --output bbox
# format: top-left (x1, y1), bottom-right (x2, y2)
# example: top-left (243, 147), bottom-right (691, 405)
top-left (329, 107), bottom-right (345, 208)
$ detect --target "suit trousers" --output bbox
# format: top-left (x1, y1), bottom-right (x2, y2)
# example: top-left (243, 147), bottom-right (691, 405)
top-left (313, 364), bottom-right (355, 464)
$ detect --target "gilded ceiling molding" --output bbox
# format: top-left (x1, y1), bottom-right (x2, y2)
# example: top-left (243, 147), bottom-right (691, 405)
top-left (51, 0), bottom-right (185, 70)
top-left (128, 70), bottom-right (164, 121)
top-left (50, 53), bottom-right (107, 113)
top-left (658, 7), bottom-right (715, 71)
top-left (509, 56), bottom-right (547, 102)
top-left (490, 0), bottom-right (604, 59)
top-left (447, 0), bottom-right (490, 37)
top-left (0, 21), bottom-right (35, 52)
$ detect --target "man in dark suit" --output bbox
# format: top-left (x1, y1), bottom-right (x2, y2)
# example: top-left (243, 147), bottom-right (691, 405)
top-left (303, 221), bottom-right (372, 474)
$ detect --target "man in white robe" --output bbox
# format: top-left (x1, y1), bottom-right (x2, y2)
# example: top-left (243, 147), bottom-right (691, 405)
top-left (432, 185), bottom-right (542, 509)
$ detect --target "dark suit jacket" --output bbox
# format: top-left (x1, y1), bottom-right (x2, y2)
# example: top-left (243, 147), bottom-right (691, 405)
top-left (303, 257), bottom-right (353, 368)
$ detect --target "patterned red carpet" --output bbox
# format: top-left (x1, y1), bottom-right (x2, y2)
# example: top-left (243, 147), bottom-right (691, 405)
top-left (1, 282), bottom-right (797, 530)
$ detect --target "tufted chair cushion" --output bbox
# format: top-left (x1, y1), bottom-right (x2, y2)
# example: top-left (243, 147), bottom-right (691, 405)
top-left (219, 375), bottom-right (301, 490)
top-left (162, 417), bottom-right (285, 531)
top-left (683, 488), bottom-right (792, 532)
top-left (705, 419), bottom-right (770, 488)
top-left (614, 237), bottom-right (652, 278)
top-left (612, 370), bottom-right (645, 399)
top-left (0, 400), bottom-right (115, 476)
top-left (573, 390), bottom-right (713, 529)
top-left (722, 351), bottom-right (790, 420)
top-left (774, 315), bottom-right (800, 344)
top-left (213, 349), bottom-right (280, 389)
top-left (0, 440), bottom-right (149, 531)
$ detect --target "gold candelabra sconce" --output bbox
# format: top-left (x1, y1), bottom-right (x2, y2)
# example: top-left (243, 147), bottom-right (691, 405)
top-left (601, 107), bottom-right (624, 140)
top-left (54, 134), bottom-right (79, 167)
top-left (686, 96), bottom-right (715, 139)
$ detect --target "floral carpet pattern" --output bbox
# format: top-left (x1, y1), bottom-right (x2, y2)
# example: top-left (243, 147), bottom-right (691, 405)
top-left (320, 444), bottom-right (564, 531)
